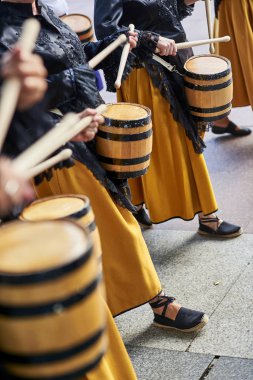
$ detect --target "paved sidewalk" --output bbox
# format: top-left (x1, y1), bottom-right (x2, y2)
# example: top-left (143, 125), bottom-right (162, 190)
top-left (66, 2), bottom-right (253, 379)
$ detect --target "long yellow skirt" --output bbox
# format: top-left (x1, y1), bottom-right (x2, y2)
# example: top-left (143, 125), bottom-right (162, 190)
top-left (214, 0), bottom-right (253, 108)
top-left (118, 68), bottom-right (218, 223)
top-left (83, 302), bottom-right (137, 380)
top-left (36, 161), bottom-right (161, 316)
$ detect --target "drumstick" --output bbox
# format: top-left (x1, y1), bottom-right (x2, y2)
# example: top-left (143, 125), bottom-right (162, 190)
top-left (204, 0), bottom-right (215, 54)
top-left (176, 36), bottom-right (230, 50)
top-left (24, 149), bottom-right (73, 179)
top-left (89, 34), bottom-right (127, 69)
top-left (0, 19), bottom-right (41, 151)
top-left (13, 113), bottom-right (79, 172)
top-left (13, 105), bottom-right (107, 172)
top-left (114, 24), bottom-right (135, 89)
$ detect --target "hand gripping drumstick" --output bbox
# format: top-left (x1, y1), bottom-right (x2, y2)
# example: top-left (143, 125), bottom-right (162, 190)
top-left (24, 149), bottom-right (73, 179)
top-left (89, 34), bottom-right (127, 69)
top-left (0, 19), bottom-right (41, 151)
top-left (205, 0), bottom-right (215, 54)
top-left (152, 37), bottom-right (230, 69)
top-left (13, 104), bottom-right (107, 173)
top-left (114, 24), bottom-right (135, 89)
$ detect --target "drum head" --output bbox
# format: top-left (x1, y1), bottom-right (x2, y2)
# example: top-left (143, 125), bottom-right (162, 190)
top-left (103, 103), bottom-right (150, 121)
top-left (21, 196), bottom-right (88, 221)
top-left (0, 221), bottom-right (90, 274)
top-left (184, 55), bottom-right (229, 75)
top-left (61, 14), bottom-right (92, 33)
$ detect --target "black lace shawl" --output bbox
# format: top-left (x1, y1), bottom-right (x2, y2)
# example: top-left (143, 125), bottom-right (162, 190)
top-left (0, 1), bottom-right (137, 212)
top-left (94, 0), bottom-right (206, 153)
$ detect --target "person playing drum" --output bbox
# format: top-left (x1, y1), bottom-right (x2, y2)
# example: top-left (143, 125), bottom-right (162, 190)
top-left (95, 0), bottom-right (242, 238)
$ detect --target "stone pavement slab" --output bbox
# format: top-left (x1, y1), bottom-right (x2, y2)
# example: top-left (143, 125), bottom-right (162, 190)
top-left (206, 357), bottom-right (253, 380)
top-left (115, 230), bottom-right (253, 355)
top-left (126, 346), bottom-right (213, 380)
top-left (189, 262), bottom-right (253, 359)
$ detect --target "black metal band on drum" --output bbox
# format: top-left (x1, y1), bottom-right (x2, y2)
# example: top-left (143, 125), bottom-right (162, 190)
top-left (0, 274), bottom-right (102, 317)
top-left (184, 67), bottom-right (231, 80)
top-left (106, 168), bottom-right (148, 179)
top-left (103, 114), bottom-right (151, 128)
top-left (1, 351), bottom-right (105, 380)
top-left (0, 246), bottom-right (93, 285)
top-left (184, 78), bottom-right (232, 91)
top-left (98, 154), bottom-right (151, 166)
top-left (188, 102), bottom-right (231, 114)
top-left (0, 327), bottom-right (105, 364)
top-left (97, 129), bottom-right (152, 142)
top-left (76, 24), bottom-right (92, 36)
top-left (192, 110), bottom-right (231, 122)
top-left (68, 204), bottom-right (91, 220)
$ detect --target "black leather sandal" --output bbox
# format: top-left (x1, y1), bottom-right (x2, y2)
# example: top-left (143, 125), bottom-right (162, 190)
top-left (212, 121), bottom-right (251, 137)
top-left (198, 216), bottom-right (243, 238)
top-left (150, 294), bottom-right (209, 333)
top-left (134, 207), bottom-right (152, 227)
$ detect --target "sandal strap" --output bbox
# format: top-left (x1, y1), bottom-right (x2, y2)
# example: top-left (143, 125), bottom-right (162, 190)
top-left (150, 295), bottom-right (175, 317)
top-left (199, 216), bottom-right (219, 223)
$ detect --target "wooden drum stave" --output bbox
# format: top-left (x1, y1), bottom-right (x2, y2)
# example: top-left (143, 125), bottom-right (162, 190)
top-left (61, 14), bottom-right (94, 43)
top-left (184, 54), bottom-right (233, 122)
top-left (0, 220), bottom-right (107, 380)
top-left (96, 103), bottom-right (153, 179)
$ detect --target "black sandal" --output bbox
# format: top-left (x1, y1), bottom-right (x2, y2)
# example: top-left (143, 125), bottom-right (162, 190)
top-left (150, 294), bottom-right (208, 333)
top-left (134, 207), bottom-right (152, 227)
top-left (198, 216), bottom-right (242, 238)
top-left (212, 120), bottom-right (251, 137)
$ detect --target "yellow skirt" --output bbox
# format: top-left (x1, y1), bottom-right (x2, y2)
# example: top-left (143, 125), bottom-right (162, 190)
top-left (214, 0), bottom-right (253, 108)
top-left (118, 68), bottom-right (218, 223)
top-left (83, 301), bottom-right (137, 380)
top-left (36, 160), bottom-right (161, 316)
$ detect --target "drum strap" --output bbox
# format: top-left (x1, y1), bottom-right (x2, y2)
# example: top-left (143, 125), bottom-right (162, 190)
top-left (152, 54), bottom-right (184, 76)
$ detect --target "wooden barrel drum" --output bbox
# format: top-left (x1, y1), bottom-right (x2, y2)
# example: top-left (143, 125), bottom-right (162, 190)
top-left (0, 221), bottom-right (106, 379)
top-left (61, 14), bottom-right (94, 43)
top-left (96, 103), bottom-right (153, 179)
top-left (20, 195), bottom-right (102, 265)
top-left (184, 55), bottom-right (233, 122)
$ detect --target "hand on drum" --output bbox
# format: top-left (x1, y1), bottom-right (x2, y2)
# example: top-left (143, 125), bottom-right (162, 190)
top-left (156, 36), bottom-right (177, 56)
top-left (1, 47), bottom-right (48, 110)
top-left (128, 31), bottom-right (138, 50)
top-left (0, 157), bottom-right (34, 216)
top-left (71, 108), bottom-right (105, 142)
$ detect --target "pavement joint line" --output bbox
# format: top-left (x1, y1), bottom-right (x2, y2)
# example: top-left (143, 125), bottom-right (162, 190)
top-left (199, 356), bottom-right (220, 380)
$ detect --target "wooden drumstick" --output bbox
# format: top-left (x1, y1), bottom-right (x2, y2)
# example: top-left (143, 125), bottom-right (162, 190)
top-left (13, 113), bottom-right (79, 172)
top-left (24, 149), bottom-right (73, 179)
top-left (205, 0), bottom-right (215, 54)
top-left (13, 105), bottom-right (107, 172)
top-left (0, 19), bottom-right (41, 151)
top-left (89, 34), bottom-right (127, 69)
top-left (114, 24), bottom-right (135, 89)
top-left (176, 36), bottom-right (230, 50)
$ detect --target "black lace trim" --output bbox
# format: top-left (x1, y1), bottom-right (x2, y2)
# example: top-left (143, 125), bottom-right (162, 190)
top-left (144, 61), bottom-right (206, 153)
top-left (155, 0), bottom-right (194, 22)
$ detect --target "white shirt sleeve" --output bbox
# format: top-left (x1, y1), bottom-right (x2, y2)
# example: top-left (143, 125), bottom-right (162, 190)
top-left (43, 0), bottom-right (69, 17)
